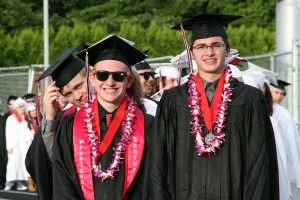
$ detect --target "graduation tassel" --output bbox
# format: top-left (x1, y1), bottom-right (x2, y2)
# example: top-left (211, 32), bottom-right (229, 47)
top-left (36, 82), bottom-right (44, 125)
top-left (178, 56), bottom-right (183, 85)
top-left (158, 70), bottom-right (163, 96)
top-left (180, 23), bottom-right (193, 73)
top-left (85, 49), bottom-right (92, 102)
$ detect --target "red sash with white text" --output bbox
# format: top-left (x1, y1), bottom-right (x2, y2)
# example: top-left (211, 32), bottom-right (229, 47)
top-left (73, 101), bottom-right (145, 200)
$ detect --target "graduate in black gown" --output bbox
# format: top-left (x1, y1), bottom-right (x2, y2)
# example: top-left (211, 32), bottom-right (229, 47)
top-left (52, 35), bottom-right (153, 199)
top-left (148, 14), bottom-right (279, 200)
top-left (26, 43), bottom-right (88, 200)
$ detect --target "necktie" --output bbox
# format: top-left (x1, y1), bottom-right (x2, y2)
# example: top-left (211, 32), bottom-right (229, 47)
top-left (205, 82), bottom-right (214, 105)
top-left (106, 113), bottom-right (113, 128)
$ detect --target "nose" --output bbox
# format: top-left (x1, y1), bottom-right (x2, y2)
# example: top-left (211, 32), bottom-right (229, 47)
top-left (74, 91), bottom-right (82, 101)
top-left (174, 80), bottom-right (179, 86)
top-left (205, 46), bottom-right (215, 55)
top-left (106, 74), bottom-right (116, 86)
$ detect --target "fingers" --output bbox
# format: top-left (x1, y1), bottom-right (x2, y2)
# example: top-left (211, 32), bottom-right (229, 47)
top-left (44, 82), bottom-right (60, 120)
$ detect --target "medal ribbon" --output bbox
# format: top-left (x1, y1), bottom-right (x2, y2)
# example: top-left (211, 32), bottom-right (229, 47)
top-left (195, 71), bottom-right (226, 131)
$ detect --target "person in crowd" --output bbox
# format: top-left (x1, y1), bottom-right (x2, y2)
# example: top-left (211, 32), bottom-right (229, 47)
top-left (0, 95), bottom-right (17, 189)
top-left (52, 34), bottom-right (153, 199)
top-left (25, 103), bottom-right (39, 134)
top-left (242, 69), bottom-right (292, 200)
top-left (25, 43), bottom-right (88, 199)
top-left (22, 93), bottom-right (36, 104)
top-left (148, 13), bottom-right (278, 199)
top-left (244, 62), bottom-right (300, 199)
top-left (25, 103), bottom-right (38, 192)
top-left (270, 79), bottom-right (291, 104)
top-left (271, 84), bottom-right (300, 199)
top-left (132, 70), bottom-right (157, 117)
top-left (5, 97), bottom-right (32, 191)
top-left (132, 61), bottom-right (156, 101)
top-left (151, 64), bottom-right (180, 102)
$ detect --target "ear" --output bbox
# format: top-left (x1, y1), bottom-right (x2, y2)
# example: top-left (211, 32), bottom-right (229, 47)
top-left (226, 48), bottom-right (230, 57)
top-left (89, 70), bottom-right (96, 88)
top-left (126, 75), bottom-right (134, 89)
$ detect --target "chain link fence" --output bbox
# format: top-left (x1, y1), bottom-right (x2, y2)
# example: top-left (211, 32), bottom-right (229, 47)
top-left (0, 65), bottom-right (45, 115)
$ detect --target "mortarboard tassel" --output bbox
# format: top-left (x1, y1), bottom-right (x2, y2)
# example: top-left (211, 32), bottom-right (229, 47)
top-left (180, 24), bottom-right (193, 73)
top-left (85, 49), bottom-right (92, 102)
top-left (178, 56), bottom-right (183, 85)
top-left (159, 70), bottom-right (163, 96)
top-left (36, 83), bottom-right (44, 125)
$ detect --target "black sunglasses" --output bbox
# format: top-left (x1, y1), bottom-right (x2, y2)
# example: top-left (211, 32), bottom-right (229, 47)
top-left (94, 70), bottom-right (129, 82)
top-left (139, 72), bottom-right (156, 81)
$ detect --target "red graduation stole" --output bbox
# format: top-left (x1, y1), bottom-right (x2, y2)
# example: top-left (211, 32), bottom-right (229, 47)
top-left (73, 97), bottom-right (145, 200)
top-left (195, 72), bottom-right (225, 131)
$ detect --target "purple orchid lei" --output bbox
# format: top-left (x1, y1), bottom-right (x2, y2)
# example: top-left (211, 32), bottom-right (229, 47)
top-left (187, 66), bottom-right (234, 157)
top-left (84, 94), bottom-right (137, 181)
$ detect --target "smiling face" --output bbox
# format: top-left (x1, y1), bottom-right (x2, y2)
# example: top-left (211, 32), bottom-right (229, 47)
top-left (90, 60), bottom-right (134, 112)
top-left (191, 36), bottom-right (229, 81)
top-left (60, 69), bottom-right (88, 108)
top-left (137, 69), bottom-right (155, 97)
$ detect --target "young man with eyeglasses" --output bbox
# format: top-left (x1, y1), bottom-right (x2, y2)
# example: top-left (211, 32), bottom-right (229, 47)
top-left (148, 14), bottom-right (279, 199)
top-left (25, 43), bottom-right (88, 200)
top-left (51, 35), bottom-right (153, 199)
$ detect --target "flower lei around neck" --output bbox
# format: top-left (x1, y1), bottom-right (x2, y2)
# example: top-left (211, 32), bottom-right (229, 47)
top-left (84, 94), bottom-right (137, 181)
top-left (188, 66), bottom-right (234, 157)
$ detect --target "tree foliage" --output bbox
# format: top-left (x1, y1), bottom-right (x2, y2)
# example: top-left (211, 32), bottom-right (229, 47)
top-left (0, 0), bottom-right (276, 67)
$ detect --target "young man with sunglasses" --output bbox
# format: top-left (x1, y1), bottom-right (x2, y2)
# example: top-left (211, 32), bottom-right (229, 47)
top-left (133, 61), bottom-right (156, 100)
top-left (26, 43), bottom-right (88, 200)
top-left (148, 14), bottom-right (279, 199)
top-left (51, 35), bottom-right (153, 199)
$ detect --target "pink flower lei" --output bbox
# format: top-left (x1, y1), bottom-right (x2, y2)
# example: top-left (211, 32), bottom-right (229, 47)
top-left (188, 66), bottom-right (234, 157)
top-left (84, 94), bottom-right (137, 181)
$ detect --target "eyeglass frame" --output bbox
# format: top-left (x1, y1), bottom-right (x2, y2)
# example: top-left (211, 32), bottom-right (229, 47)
top-left (192, 42), bottom-right (226, 51)
top-left (91, 69), bottom-right (131, 82)
top-left (139, 72), bottom-right (156, 81)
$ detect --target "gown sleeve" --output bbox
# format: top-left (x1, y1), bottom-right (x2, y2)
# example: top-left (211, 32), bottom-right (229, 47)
top-left (52, 113), bottom-right (84, 199)
top-left (148, 90), bottom-right (177, 200)
top-left (242, 89), bottom-right (279, 200)
top-left (25, 128), bottom-right (53, 200)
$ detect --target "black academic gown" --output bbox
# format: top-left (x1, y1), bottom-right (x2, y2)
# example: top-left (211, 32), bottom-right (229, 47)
top-left (52, 102), bottom-right (153, 200)
top-left (0, 114), bottom-right (7, 188)
top-left (148, 79), bottom-right (279, 200)
top-left (25, 108), bottom-right (66, 200)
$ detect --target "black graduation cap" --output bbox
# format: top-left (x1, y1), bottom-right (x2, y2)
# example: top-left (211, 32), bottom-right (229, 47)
top-left (171, 13), bottom-right (242, 42)
top-left (7, 95), bottom-right (17, 104)
top-left (36, 43), bottom-right (85, 88)
top-left (77, 35), bottom-right (147, 68)
top-left (134, 61), bottom-right (151, 71)
top-left (22, 93), bottom-right (35, 100)
top-left (271, 80), bottom-right (291, 90)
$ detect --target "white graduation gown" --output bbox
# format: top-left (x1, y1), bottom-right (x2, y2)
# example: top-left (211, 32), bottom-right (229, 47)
top-left (142, 98), bottom-right (157, 117)
top-left (5, 115), bottom-right (33, 181)
top-left (272, 104), bottom-right (300, 200)
top-left (270, 116), bottom-right (291, 199)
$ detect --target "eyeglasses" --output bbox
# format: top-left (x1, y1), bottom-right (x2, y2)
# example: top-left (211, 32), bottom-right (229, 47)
top-left (139, 72), bottom-right (156, 81)
top-left (192, 42), bottom-right (225, 51)
top-left (92, 70), bottom-right (130, 82)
